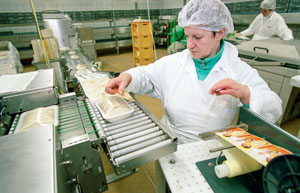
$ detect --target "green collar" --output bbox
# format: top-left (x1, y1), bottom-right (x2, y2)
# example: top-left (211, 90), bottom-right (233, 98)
top-left (193, 39), bottom-right (224, 80)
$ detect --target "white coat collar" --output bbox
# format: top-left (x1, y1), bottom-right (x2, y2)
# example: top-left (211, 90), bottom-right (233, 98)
top-left (180, 41), bottom-right (236, 80)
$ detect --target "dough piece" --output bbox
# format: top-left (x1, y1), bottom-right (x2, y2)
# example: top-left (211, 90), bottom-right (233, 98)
top-left (19, 108), bottom-right (54, 132)
top-left (71, 54), bottom-right (79, 59)
top-left (69, 50), bottom-right (76, 55)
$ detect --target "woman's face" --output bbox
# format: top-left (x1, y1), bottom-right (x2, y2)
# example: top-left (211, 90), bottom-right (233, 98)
top-left (261, 8), bottom-right (272, 17)
top-left (184, 27), bottom-right (223, 59)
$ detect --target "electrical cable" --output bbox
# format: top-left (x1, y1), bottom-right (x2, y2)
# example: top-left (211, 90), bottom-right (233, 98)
top-left (29, 0), bottom-right (50, 69)
top-left (216, 151), bottom-right (224, 165)
top-left (29, 4), bottom-right (65, 94)
top-left (146, 0), bottom-right (157, 61)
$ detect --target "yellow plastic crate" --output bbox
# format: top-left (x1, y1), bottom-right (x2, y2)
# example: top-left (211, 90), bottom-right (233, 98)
top-left (134, 57), bottom-right (154, 66)
top-left (132, 34), bottom-right (153, 47)
top-left (133, 46), bottom-right (154, 58)
top-left (131, 21), bottom-right (153, 36)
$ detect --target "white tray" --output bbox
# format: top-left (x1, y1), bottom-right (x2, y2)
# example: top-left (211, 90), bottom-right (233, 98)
top-left (95, 97), bottom-right (134, 122)
top-left (15, 105), bottom-right (59, 133)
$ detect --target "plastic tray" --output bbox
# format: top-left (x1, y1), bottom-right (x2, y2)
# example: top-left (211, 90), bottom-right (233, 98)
top-left (96, 96), bottom-right (134, 122)
top-left (14, 105), bottom-right (59, 133)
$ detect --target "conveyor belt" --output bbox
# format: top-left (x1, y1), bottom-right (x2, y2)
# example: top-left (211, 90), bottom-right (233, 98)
top-left (88, 99), bottom-right (176, 165)
top-left (57, 99), bottom-right (96, 141)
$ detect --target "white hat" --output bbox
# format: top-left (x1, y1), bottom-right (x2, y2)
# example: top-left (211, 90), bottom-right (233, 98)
top-left (260, 0), bottom-right (276, 9)
top-left (178, 0), bottom-right (234, 34)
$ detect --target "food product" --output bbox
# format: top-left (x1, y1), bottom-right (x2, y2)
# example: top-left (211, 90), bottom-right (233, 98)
top-left (71, 54), bottom-right (79, 59)
top-left (19, 108), bottom-right (54, 132)
top-left (77, 64), bottom-right (87, 70)
top-left (98, 94), bottom-right (131, 117)
top-left (80, 77), bottom-right (110, 101)
top-left (69, 50), bottom-right (76, 55)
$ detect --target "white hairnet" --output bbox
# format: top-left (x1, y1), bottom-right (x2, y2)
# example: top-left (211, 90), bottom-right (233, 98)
top-left (260, 0), bottom-right (276, 9)
top-left (178, 0), bottom-right (234, 34)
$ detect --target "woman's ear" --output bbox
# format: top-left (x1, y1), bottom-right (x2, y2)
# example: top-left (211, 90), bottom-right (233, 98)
top-left (216, 27), bottom-right (226, 40)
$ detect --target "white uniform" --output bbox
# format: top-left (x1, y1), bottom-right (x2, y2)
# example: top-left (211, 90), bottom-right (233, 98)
top-left (125, 42), bottom-right (282, 143)
top-left (241, 12), bottom-right (293, 40)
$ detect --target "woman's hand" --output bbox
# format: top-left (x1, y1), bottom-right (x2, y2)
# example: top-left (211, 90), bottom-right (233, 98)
top-left (209, 78), bottom-right (250, 104)
top-left (105, 73), bottom-right (132, 95)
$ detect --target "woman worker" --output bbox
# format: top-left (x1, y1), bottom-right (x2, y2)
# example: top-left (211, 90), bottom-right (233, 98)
top-left (105, 0), bottom-right (282, 144)
top-left (236, 0), bottom-right (294, 40)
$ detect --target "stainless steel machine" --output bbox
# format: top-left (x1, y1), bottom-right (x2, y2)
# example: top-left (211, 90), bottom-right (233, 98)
top-left (236, 38), bottom-right (300, 125)
top-left (42, 11), bottom-right (76, 49)
top-left (0, 70), bottom-right (178, 193)
top-left (0, 69), bottom-right (58, 115)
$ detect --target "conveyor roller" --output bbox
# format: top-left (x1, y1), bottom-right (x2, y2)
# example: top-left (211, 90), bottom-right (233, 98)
top-left (88, 97), bottom-right (177, 170)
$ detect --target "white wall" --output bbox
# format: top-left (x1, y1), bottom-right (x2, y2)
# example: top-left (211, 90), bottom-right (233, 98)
top-left (162, 0), bottom-right (185, 9)
top-left (0, 0), bottom-right (165, 34)
top-left (0, 0), bottom-right (164, 13)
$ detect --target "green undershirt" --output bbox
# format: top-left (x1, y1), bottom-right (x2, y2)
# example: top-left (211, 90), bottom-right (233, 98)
top-left (193, 39), bottom-right (224, 81)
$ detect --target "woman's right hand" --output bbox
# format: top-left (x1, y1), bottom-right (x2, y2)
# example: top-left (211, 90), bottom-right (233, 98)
top-left (105, 73), bottom-right (132, 95)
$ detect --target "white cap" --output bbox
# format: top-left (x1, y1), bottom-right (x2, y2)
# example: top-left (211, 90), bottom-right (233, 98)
top-left (260, 0), bottom-right (276, 10)
top-left (215, 163), bottom-right (230, 178)
top-left (178, 0), bottom-right (234, 34)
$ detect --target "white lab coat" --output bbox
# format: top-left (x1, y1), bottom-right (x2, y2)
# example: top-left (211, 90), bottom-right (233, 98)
top-left (125, 42), bottom-right (282, 143)
top-left (241, 12), bottom-right (294, 40)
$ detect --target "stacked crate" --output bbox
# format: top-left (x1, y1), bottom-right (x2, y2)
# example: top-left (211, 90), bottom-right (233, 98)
top-left (131, 21), bottom-right (154, 66)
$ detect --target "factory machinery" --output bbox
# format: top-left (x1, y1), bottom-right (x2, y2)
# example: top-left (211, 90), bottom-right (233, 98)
top-left (0, 68), bottom-right (178, 193)
top-left (1, 10), bottom-right (299, 193)
top-left (195, 107), bottom-right (300, 193)
top-left (236, 38), bottom-right (300, 125)
top-left (0, 13), bottom-right (177, 192)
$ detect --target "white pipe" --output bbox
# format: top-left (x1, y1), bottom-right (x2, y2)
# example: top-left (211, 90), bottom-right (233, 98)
top-left (105, 119), bottom-right (152, 136)
top-left (104, 116), bottom-right (149, 131)
top-left (115, 139), bottom-right (172, 164)
top-left (107, 126), bottom-right (160, 146)
top-left (106, 123), bottom-right (156, 141)
top-left (111, 135), bottom-right (167, 158)
top-left (109, 130), bottom-right (164, 152)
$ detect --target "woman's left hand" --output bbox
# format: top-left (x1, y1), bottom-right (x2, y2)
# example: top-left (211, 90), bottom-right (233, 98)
top-left (209, 78), bottom-right (250, 104)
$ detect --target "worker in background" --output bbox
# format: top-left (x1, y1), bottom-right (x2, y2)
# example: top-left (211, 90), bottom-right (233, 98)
top-left (236, 0), bottom-right (294, 40)
top-left (105, 0), bottom-right (282, 144)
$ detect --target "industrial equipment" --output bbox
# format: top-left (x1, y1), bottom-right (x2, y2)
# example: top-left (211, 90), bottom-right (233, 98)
top-left (195, 107), bottom-right (300, 193)
top-left (157, 106), bottom-right (300, 193)
top-left (77, 72), bottom-right (177, 177)
top-left (77, 27), bottom-right (97, 62)
top-left (42, 11), bottom-right (77, 49)
top-left (0, 69), bottom-right (58, 115)
top-left (0, 69), bottom-right (177, 193)
top-left (0, 126), bottom-right (60, 193)
top-left (236, 38), bottom-right (300, 125)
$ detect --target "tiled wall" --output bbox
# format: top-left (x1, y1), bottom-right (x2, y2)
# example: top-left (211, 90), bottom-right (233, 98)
top-left (162, 0), bottom-right (185, 9)
top-left (0, 0), bottom-right (164, 12)
top-left (0, 0), bottom-right (299, 39)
